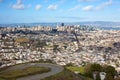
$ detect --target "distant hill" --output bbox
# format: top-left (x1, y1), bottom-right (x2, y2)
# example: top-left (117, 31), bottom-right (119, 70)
top-left (78, 21), bottom-right (120, 30)
top-left (0, 21), bottom-right (120, 30)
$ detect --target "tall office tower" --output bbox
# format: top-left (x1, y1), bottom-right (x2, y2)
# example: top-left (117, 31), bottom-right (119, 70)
top-left (61, 23), bottom-right (64, 26)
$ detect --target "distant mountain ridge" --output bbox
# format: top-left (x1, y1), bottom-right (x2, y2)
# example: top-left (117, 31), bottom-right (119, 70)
top-left (0, 21), bottom-right (120, 30)
top-left (79, 21), bottom-right (120, 27)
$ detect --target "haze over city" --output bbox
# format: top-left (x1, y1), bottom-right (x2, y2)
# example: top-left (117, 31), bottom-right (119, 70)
top-left (0, 0), bottom-right (120, 23)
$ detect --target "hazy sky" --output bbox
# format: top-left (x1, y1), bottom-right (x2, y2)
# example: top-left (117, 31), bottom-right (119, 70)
top-left (0, 0), bottom-right (120, 23)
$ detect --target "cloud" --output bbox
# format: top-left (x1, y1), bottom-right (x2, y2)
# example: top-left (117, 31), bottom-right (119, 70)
top-left (12, 0), bottom-right (25, 10)
top-left (81, 0), bottom-right (113, 11)
top-left (35, 4), bottom-right (42, 10)
top-left (82, 5), bottom-right (94, 11)
top-left (48, 4), bottom-right (58, 10)
top-left (68, 5), bottom-right (81, 11)
top-left (96, 0), bottom-right (113, 10)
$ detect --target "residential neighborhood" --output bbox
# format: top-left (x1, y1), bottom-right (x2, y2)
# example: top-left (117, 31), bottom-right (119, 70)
top-left (0, 25), bottom-right (120, 73)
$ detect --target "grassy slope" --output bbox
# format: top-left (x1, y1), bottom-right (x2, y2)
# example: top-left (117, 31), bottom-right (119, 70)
top-left (0, 60), bottom-right (53, 80)
top-left (0, 67), bottom-right (50, 80)
top-left (42, 68), bottom-right (82, 80)
top-left (66, 66), bottom-right (93, 80)
top-left (66, 66), bottom-right (85, 74)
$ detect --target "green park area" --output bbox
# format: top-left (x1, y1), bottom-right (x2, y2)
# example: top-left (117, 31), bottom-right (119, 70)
top-left (42, 68), bottom-right (82, 80)
top-left (0, 66), bottom-right (50, 80)
top-left (66, 66), bottom-right (85, 74)
top-left (66, 66), bottom-right (92, 80)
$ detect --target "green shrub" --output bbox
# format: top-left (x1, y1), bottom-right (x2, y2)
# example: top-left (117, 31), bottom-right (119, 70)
top-left (102, 65), bottom-right (116, 78)
top-left (105, 73), bottom-right (114, 80)
top-left (84, 63), bottom-right (102, 78)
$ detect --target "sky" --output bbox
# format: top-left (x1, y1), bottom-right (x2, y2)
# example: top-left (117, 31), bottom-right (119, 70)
top-left (0, 0), bottom-right (120, 23)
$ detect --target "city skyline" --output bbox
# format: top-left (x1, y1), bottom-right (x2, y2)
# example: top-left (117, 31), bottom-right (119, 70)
top-left (0, 0), bottom-right (120, 23)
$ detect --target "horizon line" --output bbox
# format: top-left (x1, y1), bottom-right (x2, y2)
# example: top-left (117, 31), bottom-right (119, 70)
top-left (0, 21), bottom-right (120, 24)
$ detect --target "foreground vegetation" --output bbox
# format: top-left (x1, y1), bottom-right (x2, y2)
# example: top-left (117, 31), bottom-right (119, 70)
top-left (42, 68), bottom-right (83, 80)
top-left (0, 66), bottom-right (50, 80)
top-left (66, 66), bottom-right (85, 74)
top-left (0, 62), bottom-right (119, 80)
top-left (0, 59), bottom-right (53, 80)
top-left (0, 59), bottom-right (53, 72)
top-left (66, 63), bottom-right (120, 80)
top-left (66, 66), bottom-right (93, 80)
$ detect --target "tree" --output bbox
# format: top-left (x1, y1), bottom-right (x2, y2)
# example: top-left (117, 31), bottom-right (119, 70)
top-left (91, 63), bottom-right (102, 72)
top-left (63, 45), bottom-right (67, 50)
top-left (84, 63), bottom-right (102, 78)
top-left (102, 65), bottom-right (116, 78)
top-left (105, 73), bottom-right (114, 80)
top-left (0, 62), bottom-right (2, 66)
top-left (53, 44), bottom-right (59, 53)
top-left (116, 77), bottom-right (120, 80)
top-left (35, 40), bottom-right (47, 50)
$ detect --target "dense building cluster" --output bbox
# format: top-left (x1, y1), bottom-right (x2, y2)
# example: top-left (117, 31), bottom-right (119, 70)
top-left (0, 25), bottom-right (120, 73)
